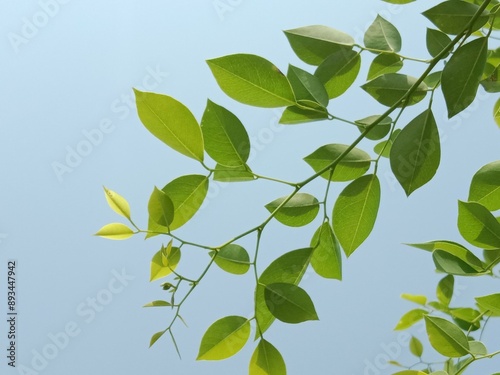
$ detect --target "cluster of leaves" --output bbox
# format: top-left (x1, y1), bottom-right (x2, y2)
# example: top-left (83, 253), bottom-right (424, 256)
top-left (391, 160), bottom-right (500, 374)
top-left (96, 0), bottom-right (500, 374)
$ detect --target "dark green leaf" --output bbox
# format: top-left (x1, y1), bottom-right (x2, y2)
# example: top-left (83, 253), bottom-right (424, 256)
top-left (264, 282), bottom-right (318, 323)
top-left (211, 244), bottom-right (251, 275)
top-left (201, 100), bottom-right (251, 167)
top-left (355, 115), bottom-right (392, 140)
top-left (315, 50), bottom-right (361, 98)
top-left (442, 37), bottom-right (488, 118)
top-left (197, 316), bottom-right (250, 360)
top-left (373, 129), bottom-right (401, 158)
top-left (303, 144), bottom-right (371, 181)
top-left (310, 222), bottom-right (342, 280)
top-left (422, 1), bottom-right (489, 35)
top-left (437, 275), bottom-right (454, 306)
top-left (361, 73), bottom-right (428, 107)
top-left (206, 54), bottom-right (295, 108)
top-left (249, 339), bottom-right (286, 375)
top-left (333, 174), bottom-right (381, 256)
top-left (284, 25), bottom-right (355, 66)
top-left (256, 248), bottom-right (313, 337)
top-left (134, 90), bottom-right (204, 161)
top-left (425, 316), bottom-right (470, 357)
top-left (279, 102), bottom-right (329, 124)
top-left (423, 71), bottom-right (442, 89)
top-left (287, 65), bottom-right (329, 107)
top-left (458, 201), bottom-right (500, 250)
top-left (426, 28), bottom-right (452, 58)
top-left (469, 161), bottom-right (500, 211)
top-left (390, 109), bottom-right (441, 196)
top-left (364, 15), bottom-right (402, 52)
top-left (148, 187), bottom-right (174, 229)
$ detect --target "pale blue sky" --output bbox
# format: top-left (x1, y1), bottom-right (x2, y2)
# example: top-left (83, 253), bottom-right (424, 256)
top-left (1, 1), bottom-right (500, 374)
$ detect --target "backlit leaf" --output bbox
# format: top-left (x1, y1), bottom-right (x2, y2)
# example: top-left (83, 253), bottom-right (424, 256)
top-left (206, 54), bottom-right (295, 108)
top-left (265, 193), bottom-right (320, 227)
top-left (95, 223), bottom-right (134, 240)
top-left (304, 144), bottom-right (371, 181)
top-left (476, 293), bottom-right (500, 315)
top-left (134, 90), bottom-right (204, 161)
top-left (425, 316), bottom-right (470, 357)
top-left (442, 37), bottom-right (488, 118)
top-left (390, 109), bottom-right (441, 196)
top-left (437, 275), bottom-right (454, 306)
top-left (214, 164), bottom-right (255, 182)
top-left (148, 187), bottom-right (174, 230)
top-left (333, 174), bottom-right (380, 256)
top-left (197, 316), bottom-right (250, 360)
top-left (394, 309), bottom-right (428, 330)
top-left (458, 200), bottom-right (500, 249)
top-left (264, 283), bottom-right (318, 323)
top-left (201, 100), bottom-right (251, 167)
top-left (367, 53), bottom-right (403, 80)
top-left (310, 222), bottom-right (342, 280)
top-left (103, 187), bottom-right (131, 220)
top-left (150, 241), bottom-right (181, 281)
top-left (422, 1), bottom-right (489, 35)
top-left (355, 115), bottom-right (392, 141)
top-left (211, 244), bottom-right (251, 275)
top-left (287, 65), bottom-right (328, 107)
top-left (410, 336), bottom-right (424, 357)
top-left (469, 161), bottom-right (500, 211)
top-left (362, 73), bottom-right (427, 107)
top-left (315, 50), bottom-right (361, 98)
top-left (426, 28), bottom-right (451, 58)
top-left (249, 339), bottom-right (286, 375)
top-left (364, 15), bottom-right (402, 52)
top-left (279, 102), bottom-right (329, 124)
top-left (284, 25), bottom-right (355, 66)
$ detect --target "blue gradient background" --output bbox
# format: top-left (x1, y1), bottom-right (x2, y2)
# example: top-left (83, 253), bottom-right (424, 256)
top-left (1, 1), bottom-right (499, 374)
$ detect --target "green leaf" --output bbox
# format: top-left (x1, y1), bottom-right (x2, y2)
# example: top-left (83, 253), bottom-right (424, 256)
top-left (264, 283), bottom-right (318, 324)
top-left (150, 242), bottom-right (181, 281)
top-left (373, 129), bottom-right (401, 158)
top-left (134, 90), bottom-right (204, 161)
top-left (213, 164), bottom-right (255, 182)
top-left (284, 25), bottom-right (355, 66)
top-left (367, 53), bottom-right (403, 80)
top-left (303, 144), bottom-right (371, 181)
top-left (279, 103), bottom-right (329, 124)
top-left (143, 300), bottom-right (171, 307)
top-left (390, 110), bottom-right (441, 196)
top-left (425, 316), bottom-right (470, 357)
top-left (437, 275), bottom-right (454, 306)
top-left (458, 201), bottom-right (500, 250)
top-left (315, 50), bottom-right (361, 99)
top-left (401, 293), bottom-right (427, 305)
top-left (393, 372), bottom-right (428, 375)
top-left (149, 330), bottom-right (166, 347)
top-left (333, 174), bottom-right (381, 256)
top-left (211, 244), bottom-right (251, 275)
top-left (265, 193), bottom-right (320, 227)
top-left (409, 336), bottom-right (424, 357)
top-left (310, 222), bottom-right (342, 280)
top-left (476, 293), bottom-right (500, 314)
top-left (103, 187), bottom-right (131, 220)
top-left (256, 248), bottom-right (313, 337)
top-left (407, 240), bottom-right (483, 270)
top-left (361, 73), bottom-right (428, 107)
top-left (426, 28), bottom-right (451, 58)
top-left (355, 115), bottom-right (392, 141)
top-left (494, 98), bottom-right (500, 127)
top-left (442, 37), bottom-right (488, 118)
top-left (450, 308), bottom-right (481, 331)
top-left (433, 250), bottom-right (485, 276)
top-left (394, 309), bottom-right (428, 330)
top-left (468, 341), bottom-right (488, 356)
top-left (95, 223), bottom-right (134, 240)
top-left (201, 100), bottom-right (250, 167)
top-left (381, 0), bottom-right (415, 3)
top-left (162, 175), bottom-right (209, 231)
top-left (148, 187), bottom-right (174, 230)
top-left (249, 339), bottom-right (286, 375)
top-left (287, 65), bottom-right (328, 107)
top-left (422, 1), bottom-right (489, 35)
top-left (364, 15), bottom-right (402, 52)
top-left (206, 54), bottom-right (295, 108)
top-left (469, 161), bottom-right (500, 211)
top-left (484, 248), bottom-right (500, 266)
top-left (424, 71), bottom-right (442, 89)
top-left (197, 316), bottom-right (250, 360)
